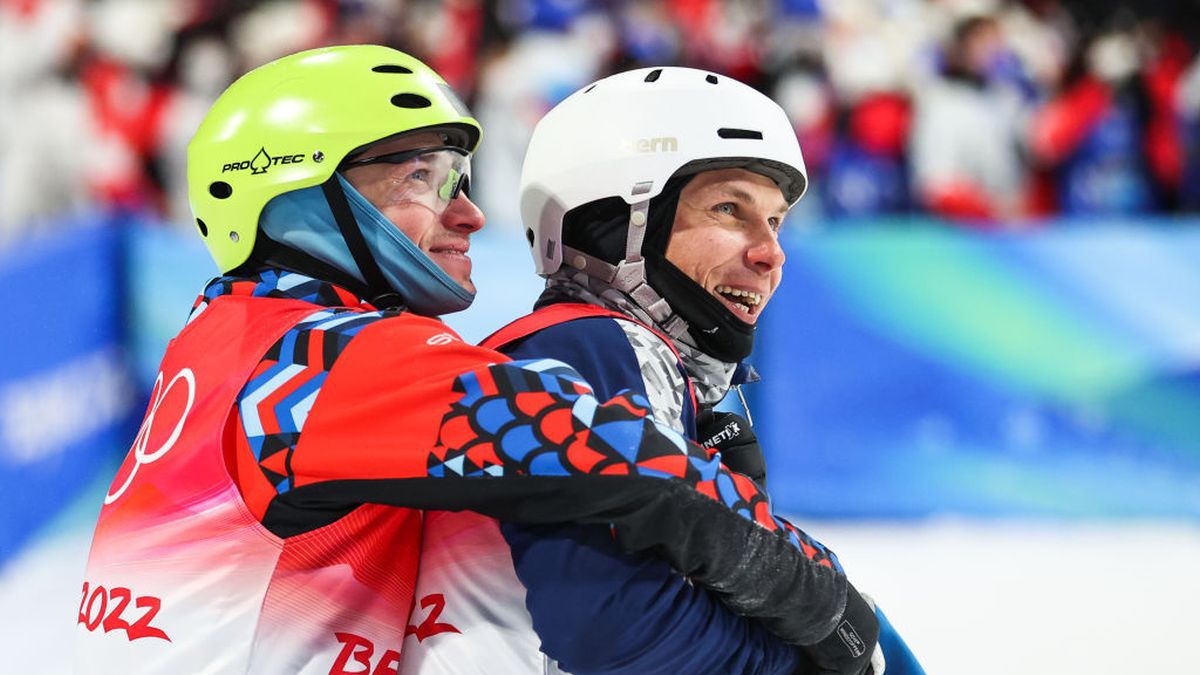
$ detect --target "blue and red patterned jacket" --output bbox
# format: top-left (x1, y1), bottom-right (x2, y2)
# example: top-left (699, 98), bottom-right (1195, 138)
top-left (81, 268), bottom-right (852, 674)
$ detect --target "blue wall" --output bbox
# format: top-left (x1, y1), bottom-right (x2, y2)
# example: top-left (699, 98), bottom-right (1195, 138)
top-left (0, 218), bottom-right (139, 564)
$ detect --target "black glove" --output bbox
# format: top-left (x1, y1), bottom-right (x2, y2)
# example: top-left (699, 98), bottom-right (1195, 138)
top-left (803, 582), bottom-right (881, 675)
top-left (697, 410), bottom-right (767, 488)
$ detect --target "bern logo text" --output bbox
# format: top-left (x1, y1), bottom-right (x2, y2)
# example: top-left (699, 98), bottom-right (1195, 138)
top-left (619, 137), bottom-right (678, 154)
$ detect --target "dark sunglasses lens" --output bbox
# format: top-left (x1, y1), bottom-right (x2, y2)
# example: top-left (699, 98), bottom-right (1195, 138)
top-left (451, 174), bottom-right (469, 200)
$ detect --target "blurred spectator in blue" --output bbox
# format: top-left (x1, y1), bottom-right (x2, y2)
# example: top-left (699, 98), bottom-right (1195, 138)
top-left (822, 86), bottom-right (913, 218)
top-left (806, 0), bottom-right (923, 219)
top-left (615, 0), bottom-right (682, 67)
top-left (1180, 48), bottom-right (1200, 211)
top-left (909, 14), bottom-right (1031, 225)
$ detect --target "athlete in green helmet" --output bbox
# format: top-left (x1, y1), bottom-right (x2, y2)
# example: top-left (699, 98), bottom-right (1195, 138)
top-left (187, 44), bottom-right (483, 315)
top-left (79, 46), bottom-right (874, 675)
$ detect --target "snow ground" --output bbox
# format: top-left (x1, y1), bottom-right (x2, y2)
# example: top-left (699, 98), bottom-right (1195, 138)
top-left (807, 519), bottom-right (1200, 675)
top-left (5, 487), bottom-right (1198, 674)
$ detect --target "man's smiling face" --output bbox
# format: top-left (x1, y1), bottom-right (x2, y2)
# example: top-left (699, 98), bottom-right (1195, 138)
top-left (665, 168), bottom-right (789, 324)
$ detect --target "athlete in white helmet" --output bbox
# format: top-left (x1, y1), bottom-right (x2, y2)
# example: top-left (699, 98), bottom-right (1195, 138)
top-left (485, 66), bottom-right (925, 675)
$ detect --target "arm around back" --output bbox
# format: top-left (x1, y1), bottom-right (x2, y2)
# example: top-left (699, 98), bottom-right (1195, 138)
top-left (247, 313), bottom-right (866, 659)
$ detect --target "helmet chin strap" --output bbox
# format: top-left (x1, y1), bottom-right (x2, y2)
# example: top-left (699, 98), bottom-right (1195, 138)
top-left (321, 175), bottom-right (405, 310)
top-left (609, 198), bottom-right (690, 337)
top-left (613, 193), bottom-right (756, 362)
top-left (644, 253), bottom-right (756, 362)
top-left (623, 199), bottom-right (651, 263)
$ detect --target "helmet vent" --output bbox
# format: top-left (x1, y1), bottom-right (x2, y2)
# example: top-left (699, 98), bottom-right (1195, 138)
top-left (196, 219), bottom-right (208, 237)
top-left (546, 239), bottom-right (557, 260)
top-left (706, 74), bottom-right (719, 84)
top-left (644, 69), bottom-right (662, 83)
top-left (525, 228), bottom-right (535, 246)
top-left (584, 84), bottom-right (597, 93)
top-left (209, 181), bottom-right (233, 199)
top-left (391, 93), bottom-right (432, 109)
top-left (372, 64), bottom-right (413, 74)
top-left (717, 128), bottom-right (763, 140)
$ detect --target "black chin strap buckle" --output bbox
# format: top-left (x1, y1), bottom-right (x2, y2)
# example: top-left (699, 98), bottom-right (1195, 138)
top-left (370, 292), bottom-right (406, 311)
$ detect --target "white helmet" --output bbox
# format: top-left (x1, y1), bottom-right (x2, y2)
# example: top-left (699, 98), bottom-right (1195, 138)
top-left (518, 66), bottom-right (807, 363)
top-left (520, 66), bottom-right (807, 277)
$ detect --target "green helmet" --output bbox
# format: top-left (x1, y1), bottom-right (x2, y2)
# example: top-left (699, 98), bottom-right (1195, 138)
top-left (187, 45), bottom-right (481, 273)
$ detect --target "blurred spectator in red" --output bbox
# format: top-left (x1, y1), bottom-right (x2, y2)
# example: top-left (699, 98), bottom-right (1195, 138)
top-left (909, 14), bottom-right (1030, 226)
top-left (1137, 22), bottom-right (1190, 210)
top-left (1028, 20), bottom-right (1190, 215)
top-left (390, 0), bottom-right (488, 99)
top-left (822, 86), bottom-right (913, 219)
top-left (786, 1), bottom-right (915, 219)
top-left (667, 0), bottom-right (764, 85)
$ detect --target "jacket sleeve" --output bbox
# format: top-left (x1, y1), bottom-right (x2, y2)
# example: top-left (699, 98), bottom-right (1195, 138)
top-left (249, 315), bottom-right (849, 648)
top-left (497, 318), bottom-right (806, 673)
top-left (500, 522), bottom-right (810, 675)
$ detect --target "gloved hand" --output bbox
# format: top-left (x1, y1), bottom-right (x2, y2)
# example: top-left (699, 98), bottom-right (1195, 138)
top-left (697, 411), bottom-right (767, 488)
top-left (803, 582), bottom-right (881, 675)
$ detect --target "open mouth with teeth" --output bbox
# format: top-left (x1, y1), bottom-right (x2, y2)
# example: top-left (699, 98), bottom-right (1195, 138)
top-left (713, 284), bottom-right (764, 320)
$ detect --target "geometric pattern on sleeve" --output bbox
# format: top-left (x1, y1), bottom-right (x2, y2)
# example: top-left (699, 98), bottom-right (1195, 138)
top-left (236, 307), bottom-right (387, 494)
top-left (430, 359), bottom-right (836, 567)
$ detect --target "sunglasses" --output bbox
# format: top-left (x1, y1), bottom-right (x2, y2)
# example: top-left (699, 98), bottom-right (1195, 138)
top-left (340, 146), bottom-right (471, 204)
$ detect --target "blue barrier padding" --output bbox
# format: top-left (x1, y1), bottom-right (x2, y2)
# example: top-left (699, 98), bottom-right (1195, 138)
top-left (0, 218), bottom-right (138, 565)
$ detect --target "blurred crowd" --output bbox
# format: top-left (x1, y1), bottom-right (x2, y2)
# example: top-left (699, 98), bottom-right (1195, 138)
top-left (2, 0), bottom-right (1200, 245)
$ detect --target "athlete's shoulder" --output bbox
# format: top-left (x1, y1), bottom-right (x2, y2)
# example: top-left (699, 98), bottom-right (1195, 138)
top-left (522, 313), bottom-right (635, 346)
top-left (358, 309), bottom-right (467, 344)
top-left (332, 310), bottom-right (509, 378)
top-left (501, 313), bottom-right (640, 371)
top-left (537, 308), bottom-right (678, 360)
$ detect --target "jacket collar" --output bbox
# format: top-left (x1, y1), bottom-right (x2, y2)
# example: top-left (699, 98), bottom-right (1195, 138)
top-left (187, 267), bottom-right (376, 324)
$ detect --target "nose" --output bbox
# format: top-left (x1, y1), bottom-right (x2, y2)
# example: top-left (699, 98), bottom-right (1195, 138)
top-left (443, 192), bottom-right (485, 233)
top-left (746, 225), bottom-right (785, 272)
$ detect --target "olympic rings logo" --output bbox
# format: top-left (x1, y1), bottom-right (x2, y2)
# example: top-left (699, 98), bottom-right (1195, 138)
top-left (104, 368), bottom-right (196, 505)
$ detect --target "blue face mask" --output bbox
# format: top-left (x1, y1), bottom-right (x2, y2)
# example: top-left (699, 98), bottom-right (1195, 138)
top-left (258, 174), bottom-right (475, 316)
